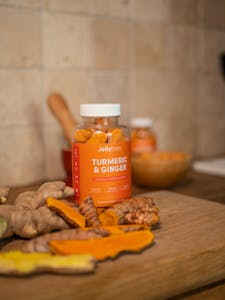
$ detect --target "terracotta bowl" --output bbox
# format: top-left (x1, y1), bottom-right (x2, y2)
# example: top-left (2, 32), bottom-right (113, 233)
top-left (132, 151), bottom-right (191, 188)
top-left (61, 148), bottom-right (72, 186)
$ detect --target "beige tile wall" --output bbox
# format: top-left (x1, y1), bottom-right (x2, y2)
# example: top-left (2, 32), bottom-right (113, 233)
top-left (0, 0), bottom-right (224, 186)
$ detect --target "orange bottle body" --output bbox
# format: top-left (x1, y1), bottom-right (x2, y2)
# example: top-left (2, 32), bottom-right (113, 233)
top-left (72, 104), bottom-right (131, 207)
top-left (130, 118), bottom-right (157, 156)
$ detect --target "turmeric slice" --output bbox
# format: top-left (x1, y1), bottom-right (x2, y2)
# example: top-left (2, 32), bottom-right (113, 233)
top-left (74, 129), bottom-right (92, 143)
top-left (86, 131), bottom-right (108, 144)
top-left (0, 251), bottom-right (95, 275)
top-left (49, 230), bottom-right (154, 260)
top-left (47, 197), bottom-right (86, 228)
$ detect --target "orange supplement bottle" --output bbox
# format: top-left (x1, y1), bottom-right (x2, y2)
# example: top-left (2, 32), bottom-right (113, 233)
top-left (72, 103), bottom-right (131, 207)
top-left (130, 117), bottom-right (157, 156)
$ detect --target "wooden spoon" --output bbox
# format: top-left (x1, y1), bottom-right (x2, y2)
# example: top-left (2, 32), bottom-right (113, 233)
top-left (47, 93), bottom-right (77, 144)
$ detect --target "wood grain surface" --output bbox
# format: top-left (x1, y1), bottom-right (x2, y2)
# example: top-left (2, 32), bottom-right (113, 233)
top-left (1, 191), bottom-right (225, 300)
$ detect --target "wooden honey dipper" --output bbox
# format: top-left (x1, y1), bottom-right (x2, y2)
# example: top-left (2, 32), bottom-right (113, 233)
top-left (47, 93), bottom-right (77, 144)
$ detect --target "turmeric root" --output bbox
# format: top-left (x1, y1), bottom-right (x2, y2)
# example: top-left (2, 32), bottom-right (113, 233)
top-left (79, 196), bottom-right (100, 227)
top-left (0, 251), bottom-right (95, 275)
top-left (14, 181), bottom-right (74, 210)
top-left (124, 210), bottom-right (159, 225)
top-left (0, 187), bottom-right (10, 204)
top-left (47, 197), bottom-right (86, 228)
top-left (50, 230), bottom-right (154, 260)
top-left (99, 197), bottom-right (159, 226)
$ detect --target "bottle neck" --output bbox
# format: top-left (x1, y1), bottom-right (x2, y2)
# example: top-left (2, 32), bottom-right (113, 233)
top-left (82, 116), bottom-right (119, 127)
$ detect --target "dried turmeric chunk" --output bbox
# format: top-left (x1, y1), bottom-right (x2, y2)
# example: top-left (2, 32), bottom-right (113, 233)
top-left (108, 128), bottom-right (125, 143)
top-left (124, 211), bottom-right (159, 226)
top-left (79, 196), bottom-right (100, 227)
top-left (74, 129), bottom-right (92, 143)
top-left (86, 131), bottom-right (107, 144)
top-left (0, 251), bottom-right (95, 275)
top-left (49, 230), bottom-right (154, 260)
top-left (99, 197), bottom-right (159, 226)
top-left (47, 197), bottom-right (86, 228)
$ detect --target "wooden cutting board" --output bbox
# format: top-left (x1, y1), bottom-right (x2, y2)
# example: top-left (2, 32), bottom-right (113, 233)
top-left (1, 191), bottom-right (225, 300)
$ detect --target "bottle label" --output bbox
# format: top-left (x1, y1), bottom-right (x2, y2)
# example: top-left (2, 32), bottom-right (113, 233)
top-left (131, 139), bottom-right (156, 153)
top-left (72, 141), bottom-right (131, 207)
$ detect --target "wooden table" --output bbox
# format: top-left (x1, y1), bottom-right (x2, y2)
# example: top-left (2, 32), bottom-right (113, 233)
top-left (1, 171), bottom-right (225, 300)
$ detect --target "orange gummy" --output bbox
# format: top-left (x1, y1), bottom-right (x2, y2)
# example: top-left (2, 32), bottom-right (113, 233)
top-left (74, 129), bottom-right (92, 143)
top-left (108, 128), bottom-right (125, 143)
top-left (86, 131), bottom-right (108, 144)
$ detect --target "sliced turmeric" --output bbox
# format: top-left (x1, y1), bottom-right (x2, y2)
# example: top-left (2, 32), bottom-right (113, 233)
top-left (0, 251), bottom-right (95, 275)
top-left (49, 230), bottom-right (154, 260)
top-left (47, 197), bottom-right (86, 228)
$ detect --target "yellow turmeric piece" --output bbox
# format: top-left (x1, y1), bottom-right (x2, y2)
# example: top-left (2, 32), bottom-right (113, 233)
top-left (47, 197), bottom-right (86, 228)
top-left (108, 128), bottom-right (125, 143)
top-left (0, 251), bottom-right (95, 275)
top-left (86, 131), bottom-right (108, 144)
top-left (49, 230), bottom-right (154, 260)
top-left (74, 129), bottom-right (92, 143)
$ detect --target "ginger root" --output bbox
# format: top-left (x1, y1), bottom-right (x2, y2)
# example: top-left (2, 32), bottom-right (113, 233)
top-left (47, 197), bottom-right (86, 228)
top-left (99, 197), bottom-right (159, 226)
top-left (0, 187), bottom-right (10, 204)
top-left (0, 205), bottom-right (70, 239)
top-left (79, 196), bottom-right (100, 227)
top-left (0, 251), bottom-right (95, 275)
top-left (14, 181), bottom-right (74, 210)
top-left (50, 230), bottom-right (154, 260)
top-left (0, 181), bottom-right (75, 239)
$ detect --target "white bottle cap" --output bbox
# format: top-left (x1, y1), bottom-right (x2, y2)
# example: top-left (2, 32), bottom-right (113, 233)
top-left (130, 117), bottom-right (153, 128)
top-left (80, 103), bottom-right (121, 117)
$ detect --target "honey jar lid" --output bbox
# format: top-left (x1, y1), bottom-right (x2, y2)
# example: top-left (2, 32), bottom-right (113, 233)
top-left (130, 117), bottom-right (153, 128)
top-left (80, 103), bottom-right (121, 117)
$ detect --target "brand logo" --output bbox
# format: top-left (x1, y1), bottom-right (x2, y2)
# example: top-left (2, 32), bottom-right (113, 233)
top-left (97, 145), bottom-right (122, 153)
